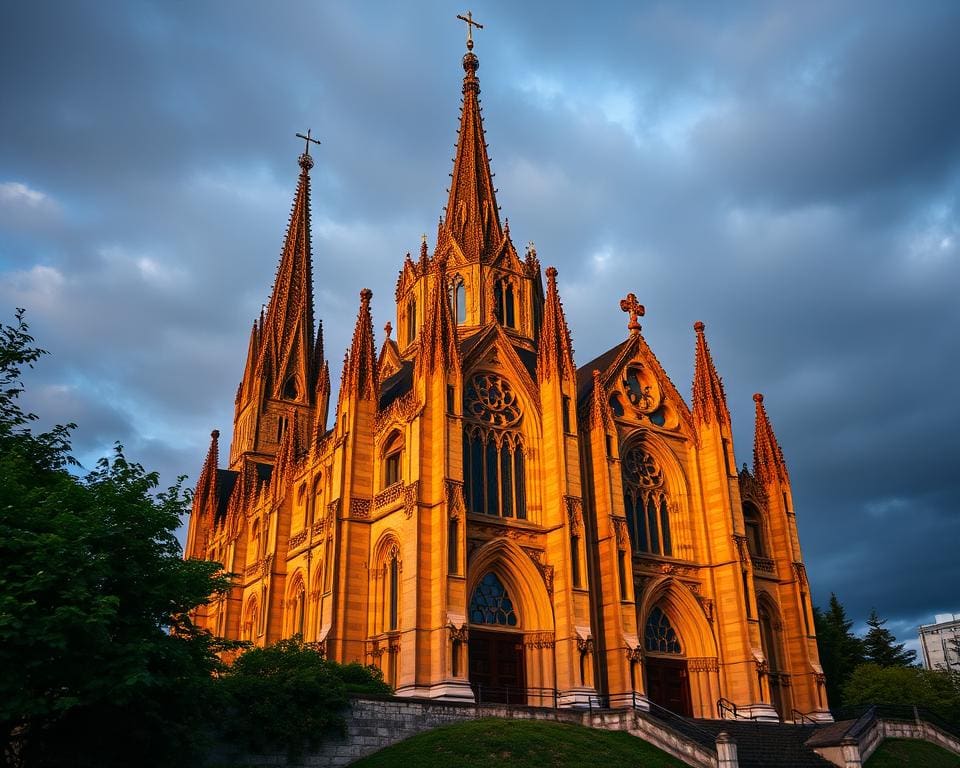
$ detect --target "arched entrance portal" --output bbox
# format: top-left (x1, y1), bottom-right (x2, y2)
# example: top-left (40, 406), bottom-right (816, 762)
top-left (644, 606), bottom-right (693, 716)
top-left (468, 572), bottom-right (525, 703)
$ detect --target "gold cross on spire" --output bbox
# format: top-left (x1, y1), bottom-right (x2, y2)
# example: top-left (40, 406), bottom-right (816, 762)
top-left (296, 129), bottom-right (321, 156)
top-left (619, 292), bottom-right (645, 335)
top-left (456, 10), bottom-right (483, 50)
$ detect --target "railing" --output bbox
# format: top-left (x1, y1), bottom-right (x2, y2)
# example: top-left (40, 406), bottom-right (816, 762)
top-left (643, 697), bottom-right (719, 750)
top-left (717, 697), bottom-right (757, 720)
top-left (791, 708), bottom-right (818, 725)
top-left (471, 684), bottom-right (561, 708)
top-left (832, 703), bottom-right (960, 742)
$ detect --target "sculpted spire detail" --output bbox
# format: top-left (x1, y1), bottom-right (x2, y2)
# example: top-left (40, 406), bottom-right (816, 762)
top-left (443, 13), bottom-right (502, 264)
top-left (418, 253), bottom-right (461, 376)
top-left (537, 266), bottom-right (575, 381)
top-left (256, 144), bottom-right (318, 402)
top-left (343, 289), bottom-right (379, 402)
top-left (692, 321), bottom-right (730, 426)
top-left (753, 393), bottom-right (789, 485)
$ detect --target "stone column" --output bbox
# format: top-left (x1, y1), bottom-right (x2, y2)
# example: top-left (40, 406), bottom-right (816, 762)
top-left (716, 731), bottom-right (738, 768)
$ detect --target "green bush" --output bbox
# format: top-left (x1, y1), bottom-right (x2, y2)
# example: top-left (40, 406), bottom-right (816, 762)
top-left (214, 637), bottom-right (391, 760)
top-left (842, 664), bottom-right (960, 724)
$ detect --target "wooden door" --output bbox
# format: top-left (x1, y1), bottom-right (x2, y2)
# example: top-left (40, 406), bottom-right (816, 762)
top-left (469, 629), bottom-right (526, 704)
top-left (645, 656), bottom-right (692, 716)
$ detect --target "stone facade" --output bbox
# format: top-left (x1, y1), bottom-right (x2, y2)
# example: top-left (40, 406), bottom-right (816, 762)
top-left (185, 27), bottom-right (828, 721)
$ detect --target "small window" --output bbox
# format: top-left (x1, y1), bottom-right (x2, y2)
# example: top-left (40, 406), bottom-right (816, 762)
top-left (447, 385), bottom-right (455, 414)
top-left (605, 434), bottom-right (613, 457)
top-left (449, 276), bottom-right (466, 325)
top-left (277, 415), bottom-right (288, 443)
top-left (562, 395), bottom-right (572, 433)
top-left (383, 432), bottom-right (403, 488)
top-left (448, 517), bottom-right (459, 575)
top-left (571, 535), bottom-right (581, 588)
top-left (407, 298), bottom-right (417, 344)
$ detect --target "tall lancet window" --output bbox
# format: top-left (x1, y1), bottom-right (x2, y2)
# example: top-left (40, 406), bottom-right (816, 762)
top-left (407, 298), bottom-right (417, 344)
top-left (494, 278), bottom-right (516, 329)
top-left (449, 275), bottom-right (466, 325)
top-left (622, 441), bottom-right (672, 556)
top-left (462, 373), bottom-right (527, 519)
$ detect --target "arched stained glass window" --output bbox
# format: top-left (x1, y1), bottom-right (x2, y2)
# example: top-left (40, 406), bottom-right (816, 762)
top-left (644, 606), bottom-right (682, 654)
top-left (469, 572), bottom-right (518, 627)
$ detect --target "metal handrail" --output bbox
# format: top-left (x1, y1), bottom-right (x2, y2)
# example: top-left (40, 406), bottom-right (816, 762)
top-left (791, 708), bottom-right (818, 725)
top-left (717, 697), bottom-right (757, 720)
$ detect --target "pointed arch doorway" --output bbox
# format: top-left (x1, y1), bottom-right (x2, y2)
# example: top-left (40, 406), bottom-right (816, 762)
top-left (644, 606), bottom-right (693, 717)
top-left (468, 572), bottom-right (526, 704)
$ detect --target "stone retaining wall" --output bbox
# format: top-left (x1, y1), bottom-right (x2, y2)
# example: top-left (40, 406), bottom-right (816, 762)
top-left (212, 696), bottom-right (718, 767)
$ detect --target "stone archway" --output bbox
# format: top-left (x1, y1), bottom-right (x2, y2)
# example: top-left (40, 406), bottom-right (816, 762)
top-left (638, 579), bottom-right (719, 718)
top-left (467, 539), bottom-right (556, 706)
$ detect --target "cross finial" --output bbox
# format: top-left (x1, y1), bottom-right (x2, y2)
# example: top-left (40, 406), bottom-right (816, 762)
top-left (295, 129), bottom-right (321, 171)
top-left (457, 10), bottom-right (483, 50)
top-left (619, 292), bottom-right (645, 335)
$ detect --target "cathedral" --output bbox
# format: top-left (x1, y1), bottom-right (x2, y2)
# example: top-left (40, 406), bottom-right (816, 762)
top-left (185, 25), bottom-right (830, 722)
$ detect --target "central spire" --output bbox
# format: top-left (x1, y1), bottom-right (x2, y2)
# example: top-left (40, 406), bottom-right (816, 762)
top-left (444, 12), bottom-right (503, 264)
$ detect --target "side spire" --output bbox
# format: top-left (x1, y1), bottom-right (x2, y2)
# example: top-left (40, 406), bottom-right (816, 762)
top-left (257, 142), bottom-right (318, 401)
top-left (753, 393), bottom-right (789, 484)
top-left (342, 288), bottom-right (379, 401)
top-left (537, 266), bottom-right (575, 380)
top-left (417, 253), bottom-right (461, 377)
top-left (692, 321), bottom-right (730, 426)
top-left (443, 13), bottom-right (503, 263)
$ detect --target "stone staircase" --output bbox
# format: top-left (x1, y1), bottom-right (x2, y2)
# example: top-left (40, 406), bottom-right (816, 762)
top-left (692, 719), bottom-right (835, 768)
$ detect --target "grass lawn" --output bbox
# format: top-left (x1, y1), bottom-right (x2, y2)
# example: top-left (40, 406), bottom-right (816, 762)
top-left (864, 738), bottom-right (960, 767)
top-left (349, 717), bottom-right (689, 768)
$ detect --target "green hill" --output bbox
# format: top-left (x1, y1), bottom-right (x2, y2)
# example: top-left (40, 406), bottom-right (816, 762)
top-left (349, 717), bottom-right (689, 767)
top-left (864, 738), bottom-right (960, 767)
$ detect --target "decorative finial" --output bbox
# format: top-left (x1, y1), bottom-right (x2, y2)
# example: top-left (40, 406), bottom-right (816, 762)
top-left (295, 129), bottom-right (321, 171)
top-left (753, 392), bottom-right (764, 403)
top-left (546, 265), bottom-right (558, 281)
top-left (619, 292), bottom-right (645, 335)
top-left (457, 10), bottom-right (483, 51)
top-left (694, 320), bottom-right (705, 333)
top-left (384, 321), bottom-right (392, 339)
top-left (211, 429), bottom-right (220, 440)
top-left (360, 288), bottom-right (373, 307)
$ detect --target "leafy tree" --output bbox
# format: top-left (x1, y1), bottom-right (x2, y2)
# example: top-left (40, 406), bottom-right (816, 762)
top-left (814, 593), bottom-right (865, 709)
top-left (0, 310), bottom-right (233, 768)
top-left (842, 664), bottom-right (960, 724)
top-left (215, 636), bottom-right (391, 760)
top-left (862, 608), bottom-right (917, 668)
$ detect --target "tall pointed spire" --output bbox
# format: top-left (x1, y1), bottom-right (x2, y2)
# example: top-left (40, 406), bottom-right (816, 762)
top-left (753, 393), bottom-right (789, 485)
top-left (418, 253), bottom-right (461, 376)
top-left (537, 266), bottom-right (575, 380)
top-left (342, 288), bottom-right (379, 401)
top-left (258, 146), bottom-right (317, 401)
top-left (444, 15), bottom-right (503, 263)
top-left (692, 321), bottom-right (730, 426)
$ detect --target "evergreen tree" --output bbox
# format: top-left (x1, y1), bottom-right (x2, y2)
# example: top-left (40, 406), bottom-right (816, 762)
top-left (862, 608), bottom-right (917, 668)
top-left (814, 593), bottom-right (865, 709)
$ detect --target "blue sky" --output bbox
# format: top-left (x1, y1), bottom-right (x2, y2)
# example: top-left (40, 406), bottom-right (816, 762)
top-left (2, 1), bottom-right (958, 652)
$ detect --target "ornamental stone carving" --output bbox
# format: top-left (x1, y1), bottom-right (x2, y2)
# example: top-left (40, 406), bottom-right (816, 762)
top-left (403, 481), bottom-right (419, 519)
top-left (446, 479), bottom-right (465, 520)
top-left (465, 373), bottom-right (522, 427)
top-left (351, 497), bottom-right (371, 519)
top-left (524, 631), bottom-right (555, 649)
top-left (565, 495), bottom-right (584, 535)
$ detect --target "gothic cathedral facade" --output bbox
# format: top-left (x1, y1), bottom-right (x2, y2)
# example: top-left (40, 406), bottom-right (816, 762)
top-left (185, 37), bottom-right (830, 722)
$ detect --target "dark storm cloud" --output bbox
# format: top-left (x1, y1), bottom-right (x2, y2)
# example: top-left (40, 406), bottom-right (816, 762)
top-left (2, 0), bottom-right (958, 653)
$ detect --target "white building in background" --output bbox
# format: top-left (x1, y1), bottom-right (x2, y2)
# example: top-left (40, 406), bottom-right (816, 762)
top-left (919, 613), bottom-right (960, 671)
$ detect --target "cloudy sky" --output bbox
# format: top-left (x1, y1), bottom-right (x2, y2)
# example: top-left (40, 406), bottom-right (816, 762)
top-left (2, 1), bottom-right (958, 651)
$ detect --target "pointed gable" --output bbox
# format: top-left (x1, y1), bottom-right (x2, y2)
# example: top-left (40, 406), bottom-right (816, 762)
top-left (692, 321), bottom-right (731, 426)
